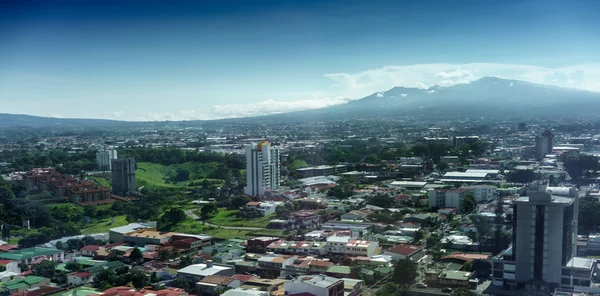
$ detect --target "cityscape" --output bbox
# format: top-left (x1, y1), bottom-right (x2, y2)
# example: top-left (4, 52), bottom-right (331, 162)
top-left (2, 1), bottom-right (600, 296)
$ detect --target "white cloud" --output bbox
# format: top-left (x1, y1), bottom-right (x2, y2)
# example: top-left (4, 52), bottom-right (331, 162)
top-left (376, 92), bottom-right (384, 97)
top-left (400, 93), bottom-right (408, 97)
top-left (140, 62), bottom-right (600, 120)
top-left (111, 110), bottom-right (124, 118)
top-left (509, 82), bottom-right (514, 87)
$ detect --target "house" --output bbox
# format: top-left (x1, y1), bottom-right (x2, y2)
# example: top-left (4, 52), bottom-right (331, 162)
top-left (242, 278), bottom-right (288, 294)
top-left (383, 244), bottom-right (424, 261)
top-left (80, 245), bottom-right (101, 257)
top-left (266, 241), bottom-right (326, 256)
top-left (1, 276), bottom-right (50, 294)
top-left (67, 272), bottom-right (94, 286)
top-left (245, 237), bottom-right (280, 253)
top-left (437, 270), bottom-right (475, 287)
top-left (326, 235), bottom-right (352, 254)
top-left (326, 265), bottom-right (352, 278)
top-left (0, 247), bottom-right (64, 264)
top-left (284, 275), bottom-right (347, 296)
top-left (123, 230), bottom-right (175, 246)
top-left (11, 285), bottom-right (63, 296)
top-left (245, 202), bottom-right (279, 216)
top-left (0, 260), bottom-right (21, 273)
top-left (197, 275), bottom-right (241, 295)
top-left (177, 261), bottom-right (235, 283)
top-left (256, 254), bottom-right (297, 277)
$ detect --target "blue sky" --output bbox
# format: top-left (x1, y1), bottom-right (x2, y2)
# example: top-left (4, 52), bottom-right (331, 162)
top-left (1, 0), bottom-right (599, 120)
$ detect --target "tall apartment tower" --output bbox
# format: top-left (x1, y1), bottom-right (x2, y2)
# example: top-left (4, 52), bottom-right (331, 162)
top-left (111, 158), bottom-right (136, 195)
top-left (244, 141), bottom-right (280, 197)
top-left (491, 183), bottom-right (593, 293)
top-left (96, 149), bottom-right (118, 171)
top-left (535, 130), bottom-right (554, 159)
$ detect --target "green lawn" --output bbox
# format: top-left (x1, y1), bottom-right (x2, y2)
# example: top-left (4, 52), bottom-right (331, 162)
top-left (135, 162), bottom-right (229, 189)
top-left (89, 176), bottom-right (111, 188)
top-left (209, 209), bottom-right (275, 228)
top-left (81, 215), bottom-right (128, 234)
top-left (27, 191), bottom-right (55, 200)
top-left (170, 218), bottom-right (283, 240)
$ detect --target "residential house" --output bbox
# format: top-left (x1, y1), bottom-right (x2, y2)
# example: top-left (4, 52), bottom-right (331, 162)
top-left (1, 276), bottom-right (50, 294)
top-left (326, 265), bottom-right (353, 278)
top-left (246, 237), bottom-right (280, 253)
top-left (326, 235), bottom-right (352, 254)
top-left (80, 245), bottom-right (101, 257)
top-left (123, 230), bottom-right (175, 246)
top-left (197, 275), bottom-right (241, 295)
top-left (383, 244), bottom-right (424, 261)
top-left (0, 260), bottom-right (20, 273)
top-left (242, 278), bottom-right (287, 294)
top-left (0, 247), bottom-right (64, 264)
top-left (109, 222), bottom-right (157, 243)
top-left (284, 275), bottom-right (347, 296)
top-left (256, 255), bottom-right (296, 277)
top-left (67, 272), bottom-right (94, 286)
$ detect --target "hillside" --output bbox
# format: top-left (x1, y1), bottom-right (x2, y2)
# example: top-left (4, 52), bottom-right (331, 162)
top-left (135, 162), bottom-right (226, 188)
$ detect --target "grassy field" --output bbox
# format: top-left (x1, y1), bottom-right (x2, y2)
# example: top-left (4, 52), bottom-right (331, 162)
top-left (171, 218), bottom-right (283, 240)
top-left (27, 191), bottom-right (55, 200)
top-left (135, 162), bottom-right (228, 189)
top-left (81, 215), bottom-right (128, 234)
top-left (209, 209), bottom-right (275, 228)
top-left (89, 176), bottom-right (111, 188)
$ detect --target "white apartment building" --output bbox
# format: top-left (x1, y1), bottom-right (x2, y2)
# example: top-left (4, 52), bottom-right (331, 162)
top-left (345, 239), bottom-right (379, 257)
top-left (244, 142), bottom-right (280, 197)
top-left (469, 185), bottom-right (497, 202)
top-left (326, 235), bottom-right (352, 254)
top-left (96, 149), bottom-right (117, 171)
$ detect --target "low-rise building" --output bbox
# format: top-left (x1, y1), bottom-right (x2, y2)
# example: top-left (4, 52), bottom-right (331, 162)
top-left (67, 272), bottom-right (94, 286)
top-left (197, 275), bottom-right (241, 295)
top-left (266, 241), bottom-right (326, 256)
top-left (345, 240), bottom-right (379, 257)
top-left (177, 261), bottom-right (235, 283)
top-left (383, 244), bottom-right (424, 261)
top-left (284, 275), bottom-right (347, 296)
top-left (0, 247), bottom-right (64, 264)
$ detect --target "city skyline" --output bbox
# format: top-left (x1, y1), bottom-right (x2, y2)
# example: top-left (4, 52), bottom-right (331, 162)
top-left (1, 0), bottom-right (600, 121)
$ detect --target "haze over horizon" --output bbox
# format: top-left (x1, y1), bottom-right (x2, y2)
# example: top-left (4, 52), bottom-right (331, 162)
top-left (1, 0), bottom-right (600, 121)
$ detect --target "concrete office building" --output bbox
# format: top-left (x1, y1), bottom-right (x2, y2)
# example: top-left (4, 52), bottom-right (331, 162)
top-left (244, 142), bottom-right (280, 197)
top-left (491, 184), bottom-right (593, 294)
top-left (111, 158), bottom-right (136, 195)
top-left (96, 149), bottom-right (117, 171)
top-left (535, 130), bottom-right (554, 159)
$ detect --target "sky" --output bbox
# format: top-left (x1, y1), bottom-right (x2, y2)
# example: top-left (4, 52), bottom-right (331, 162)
top-left (1, 0), bottom-right (600, 121)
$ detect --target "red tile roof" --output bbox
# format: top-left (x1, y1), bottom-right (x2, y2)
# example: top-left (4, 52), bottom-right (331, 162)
top-left (70, 272), bottom-right (93, 278)
top-left (231, 274), bottom-right (258, 282)
top-left (442, 253), bottom-right (490, 262)
top-left (387, 244), bottom-right (422, 256)
top-left (80, 245), bottom-right (100, 252)
top-left (0, 260), bottom-right (16, 265)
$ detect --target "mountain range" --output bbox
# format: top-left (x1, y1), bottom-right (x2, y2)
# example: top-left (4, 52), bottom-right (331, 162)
top-left (2, 77), bottom-right (600, 127)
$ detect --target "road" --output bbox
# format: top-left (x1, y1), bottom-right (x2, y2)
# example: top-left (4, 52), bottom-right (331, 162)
top-left (183, 209), bottom-right (267, 231)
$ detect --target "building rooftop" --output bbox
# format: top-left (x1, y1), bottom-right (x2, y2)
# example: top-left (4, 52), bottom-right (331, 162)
top-left (566, 257), bottom-right (594, 270)
top-left (0, 247), bottom-right (62, 261)
top-left (177, 263), bottom-right (233, 277)
top-left (291, 275), bottom-right (341, 288)
top-left (386, 244), bottom-right (422, 256)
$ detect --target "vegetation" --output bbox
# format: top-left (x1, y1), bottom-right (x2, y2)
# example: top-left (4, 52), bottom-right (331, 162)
top-left (392, 258), bottom-right (419, 287)
top-left (208, 209), bottom-right (274, 228)
top-left (450, 288), bottom-right (477, 296)
top-left (459, 193), bottom-right (476, 214)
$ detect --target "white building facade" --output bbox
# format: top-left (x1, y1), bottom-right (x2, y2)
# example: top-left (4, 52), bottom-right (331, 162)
top-left (244, 142), bottom-right (280, 197)
top-left (96, 149), bottom-right (117, 171)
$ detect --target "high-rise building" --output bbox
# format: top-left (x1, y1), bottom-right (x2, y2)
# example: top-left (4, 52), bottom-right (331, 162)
top-left (111, 158), bottom-right (136, 195)
top-left (96, 149), bottom-right (117, 171)
top-left (535, 130), bottom-right (554, 159)
top-left (491, 184), bottom-right (593, 293)
top-left (244, 141), bottom-right (280, 197)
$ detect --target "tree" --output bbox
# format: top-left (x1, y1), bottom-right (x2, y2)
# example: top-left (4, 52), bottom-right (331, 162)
top-left (129, 247), bottom-right (144, 264)
top-left (275, 203), bottom-right (293, 218)
top-left (437, 162), bottom-right (449, 172)
top-left (0, 265), bottom-right (5, 272)
top-left (163, 207), bottom-right (186, 225)
top-left (450, 288), bottom-right (477, 296)
top-left (173, 277), bottom-right (190, 291)
top-left (18, 263), bottom-right (29, 271)
top-left (230, 195), bottom-right (251, 208)
top-left (367, 194), bottom-right (395, 208)
top-left (94, 270), bottom-right (117, 290)
top-left (33, 260), bottom-right (57, 278)
top-left (129, 269), bottom-right (149, 289)
top-left (462, 261), bottom-right (474, 272)
top-left (107, 249), bottom-right (120, 262)
top-left (158, 249), bottom-right (171, 261)
top-left (506, 169), bottom-right (536, 184)
top-left (392, 259), bottom-right (418, 287)
top-left (151, 272), bottom-right (159, 283)
top-left (375, 282), bottom-right (407, 296)
top-left (414, 230), bottom-right (424, 242)
top-left (200, 203), bottom-right (218, 219)
top-left (55, 241), bottom-right (65, 250)
top-left (459, 193), bottom-right (476, 214)
top-left (179, 255), bottom-right (193, 268)
top-left (173, 168), bottom-right (190, 182)
top-left (65, 261), bottom-right (82, 272)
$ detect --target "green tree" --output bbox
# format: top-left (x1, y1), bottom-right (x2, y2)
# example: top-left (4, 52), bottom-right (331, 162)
top-left (0, 265), bottom-right (5, 272)
top-left (368, 194), bottom-right (395, 208)
top-left (173, 277), bottom-right (190, 290)
top-left (163, 207), bottom-right (186, 225)
top-left (151, 272), bottom-right (159, 283)
top-left (94, 270), bottom-right (117, 290)
top-left (275, 203), bottom-right (293, 218)
top-left (437, 161), bottom-right (449, 172)
top-left (33, 260), bottom-right (57, 278)
top-left (200, 203), bottom-right (218, 219)
top-left (158, 249), bottom-right (171, 261)
top-left (65, 261), bottom-right (82, 272)
top-left (129, 247), bottom-right (144, 264)
top-left (179, 255), bottom-right (193, 268)
top-left (230, 195), bottom-right (251, 208)
top-left (392, 259), bottom-right (418, 287)
top-left (107, 249), bottom-right (119, 262)
top-left (459, 193), bottom-right (476, 214)
top-left (462, 261), bottom-right (474, 272)
top-left (450, 288), bottom-right (477, 296)
top-left (129, 269), bottom-right (149, 289)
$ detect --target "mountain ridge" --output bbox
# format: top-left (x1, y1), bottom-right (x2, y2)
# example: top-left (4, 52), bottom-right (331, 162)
top-left (2, 77), bottom-right (600, 127)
